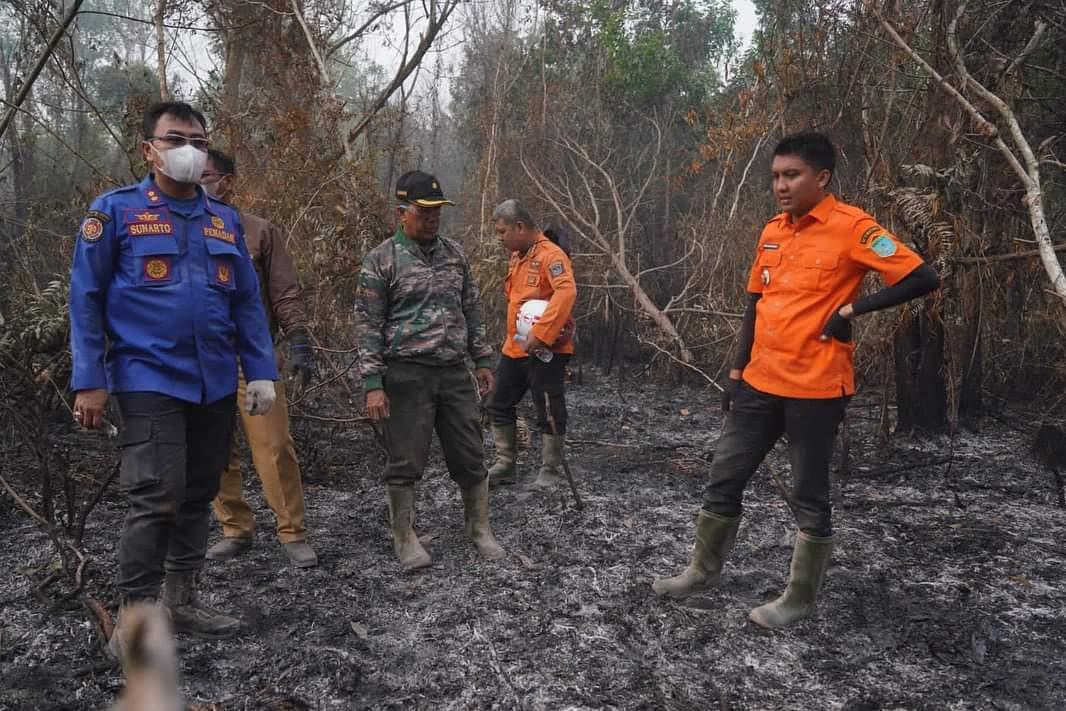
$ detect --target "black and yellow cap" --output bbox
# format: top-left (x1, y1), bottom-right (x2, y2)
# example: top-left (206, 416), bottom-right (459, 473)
top-left (395, 170), bottom-right (455, 207)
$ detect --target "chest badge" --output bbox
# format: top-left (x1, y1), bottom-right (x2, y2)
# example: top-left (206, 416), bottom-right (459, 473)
top-left (145, 257), bottom-right (171, 281)
top-left (216, 263), bottom-right (232, 284)
top-left (761, 267), bottom-right (771, 286)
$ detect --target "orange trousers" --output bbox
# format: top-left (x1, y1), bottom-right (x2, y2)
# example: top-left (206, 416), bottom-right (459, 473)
top-left (212, 375), bottom-right (308, 543)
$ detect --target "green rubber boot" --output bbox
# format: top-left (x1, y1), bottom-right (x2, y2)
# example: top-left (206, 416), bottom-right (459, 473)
top-left (529, 434), bottom-right (565, 490)
top-left (749, 531), bottom-right (834, 629)
top-left (652, 510), bottom-right (740, 599)
top-left (460, 478), bottom-right (507, 560)
top-left (386, 485), bottom-right (432, 571)
top-left (488, 423), bottom-right (518, 487)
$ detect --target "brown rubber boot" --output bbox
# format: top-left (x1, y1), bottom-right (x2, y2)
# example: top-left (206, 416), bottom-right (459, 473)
top-left (488, 423), bottom-right (518, 487)
top-left (651, 510), bottom-right (740, 599)
top-left (750, 531), bottom-right (834, 629)
top-left (529, 434), bottom-right (565, 490)
top-left (386, 485), bottom-right (432, 571)
top-left (161, 572), bottom-right (241, 639)
top-left (460, 478), bottom-right (506, 560)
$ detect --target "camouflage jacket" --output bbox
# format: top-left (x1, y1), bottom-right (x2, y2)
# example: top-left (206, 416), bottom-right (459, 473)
top-left (354, 229), bottom-right (494, 391)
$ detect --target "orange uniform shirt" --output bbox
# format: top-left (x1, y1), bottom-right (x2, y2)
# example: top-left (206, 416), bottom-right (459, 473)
top-left (742, 194), bottom-right (924, 399)
top-left (502, 234), bottom-right (577, 359)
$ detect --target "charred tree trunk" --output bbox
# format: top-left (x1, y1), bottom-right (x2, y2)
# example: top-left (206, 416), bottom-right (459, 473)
top-left (956, 263), bottom-right (983, 426)
top-left (894, 306), bottom-right (947, 433)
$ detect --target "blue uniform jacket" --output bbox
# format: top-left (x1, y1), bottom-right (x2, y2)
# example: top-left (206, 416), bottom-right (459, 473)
top-left (69, 175), bottom-right (278, 403)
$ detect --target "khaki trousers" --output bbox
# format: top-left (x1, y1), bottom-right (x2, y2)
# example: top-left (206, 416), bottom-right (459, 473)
top-left (212, 375), bottom-right (308, 543)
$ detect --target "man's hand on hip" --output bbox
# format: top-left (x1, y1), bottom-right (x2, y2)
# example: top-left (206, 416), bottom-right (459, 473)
top-left (366, 390), bottom-right (390, 420)
top-left (245, 380), bottom-right (276, 415)
top-left (73, 389), bottom-right (109, 429)
top-left (819, 305), bottom-right (854, 343)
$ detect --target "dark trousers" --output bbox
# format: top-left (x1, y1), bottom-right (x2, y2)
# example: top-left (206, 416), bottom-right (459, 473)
top-left (487, 354), bottom-right (570, 435)
top-left (381, 361), bottom-right (486, 489)
top-left (703, 381), bottom-right (847, 537)
top-left (115, 392), bottom-right (236, 599)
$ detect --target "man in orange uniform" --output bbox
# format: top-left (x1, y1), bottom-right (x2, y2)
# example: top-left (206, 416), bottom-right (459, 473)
top-left (652, 132), bottom-right (939, 628)
top-left (487, 199), bottom-right (577, 489)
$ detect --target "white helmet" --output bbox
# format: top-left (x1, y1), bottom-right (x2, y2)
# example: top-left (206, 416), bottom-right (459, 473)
top-left (515, 299), bottom-right (550, 340)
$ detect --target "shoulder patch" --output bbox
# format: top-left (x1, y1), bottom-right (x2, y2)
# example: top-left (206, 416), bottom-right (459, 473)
top-left (870, 235), bottom-right (898, 258)
top-left (549, 261), bottom-right (565, 277)
top-left (80, 214), bottom-right (106, 242)
top-left (858, 226), bottom-right (879, 245)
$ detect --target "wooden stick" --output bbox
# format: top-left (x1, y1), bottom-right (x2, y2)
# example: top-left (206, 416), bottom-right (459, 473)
top-left (543, 392), bottom-right (584, 510)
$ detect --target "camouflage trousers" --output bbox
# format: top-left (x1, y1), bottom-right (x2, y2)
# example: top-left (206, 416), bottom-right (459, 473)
top-left (380, 361), bottom-right (487, 489)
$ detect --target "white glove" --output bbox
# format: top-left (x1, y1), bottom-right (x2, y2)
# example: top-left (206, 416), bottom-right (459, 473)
top-left (245, 380), bottom-right (276, 416)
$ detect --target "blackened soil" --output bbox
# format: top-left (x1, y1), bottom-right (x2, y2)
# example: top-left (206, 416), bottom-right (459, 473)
top-left (1, 371), bottom-right (1064, 710)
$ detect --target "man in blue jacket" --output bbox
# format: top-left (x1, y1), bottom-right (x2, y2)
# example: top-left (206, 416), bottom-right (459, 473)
top-left (69, 102), bottom-right (277, 657)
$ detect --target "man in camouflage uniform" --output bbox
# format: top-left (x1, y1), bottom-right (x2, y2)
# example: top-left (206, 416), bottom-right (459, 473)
top-left (354, 170), bottom-right (505, 571)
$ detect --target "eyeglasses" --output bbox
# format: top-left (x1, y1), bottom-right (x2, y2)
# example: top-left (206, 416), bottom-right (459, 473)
top-left (148, 134), bottom-right (209, 152)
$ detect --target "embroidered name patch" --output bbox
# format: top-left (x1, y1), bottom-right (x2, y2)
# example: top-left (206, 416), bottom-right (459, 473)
top-left (144, 257), bottom-right (171, 281)
top-left (124, 208), bottom-right (174, 236)
top-left (526, 274), bottom-right (540, 286)
top-left (549, 261), bottom-right (565, 277)
top-left (762, 243), bottom-right (780, 250)
top-left (870, 235), bottom-right (897, 258)
top-left (203, 227), bottom-right (236, 244)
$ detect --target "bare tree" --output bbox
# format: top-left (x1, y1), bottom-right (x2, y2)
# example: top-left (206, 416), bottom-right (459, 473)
top-left (522, 118), bottom-right (696, 365)
top-left (877, 3), bottom-right (1065, 306)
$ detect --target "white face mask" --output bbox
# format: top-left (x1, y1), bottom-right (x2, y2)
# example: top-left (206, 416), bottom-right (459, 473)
top-left (154, 144), bottom-right (207, 184)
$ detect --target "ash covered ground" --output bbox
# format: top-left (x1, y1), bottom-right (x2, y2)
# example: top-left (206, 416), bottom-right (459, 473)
top-left (2, 370), bottom-right (1065, 710)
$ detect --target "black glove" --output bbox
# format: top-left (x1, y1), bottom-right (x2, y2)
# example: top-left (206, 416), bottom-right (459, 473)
top-left (287, 328), bottom-right (317, 386)
top-left (820, 312), bottom-right (852, 343)
top-left (721, 377), bottom-right (741, 413)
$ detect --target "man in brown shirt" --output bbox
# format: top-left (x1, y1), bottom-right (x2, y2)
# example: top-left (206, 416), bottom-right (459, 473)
top-left (200, 149), bottom-right (318, 568)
